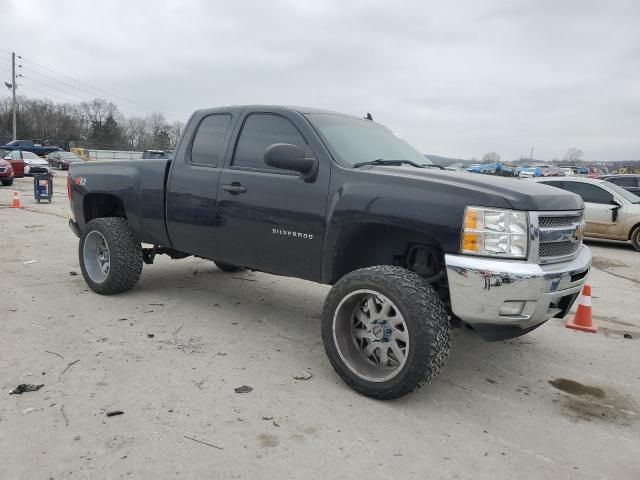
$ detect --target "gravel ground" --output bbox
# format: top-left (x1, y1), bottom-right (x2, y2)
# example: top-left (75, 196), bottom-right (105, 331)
top-left (1, 175), bottom-right (639, 479)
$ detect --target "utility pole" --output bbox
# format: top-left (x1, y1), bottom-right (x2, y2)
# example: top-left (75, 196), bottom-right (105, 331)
top-left (530, 146), bottom-right (534, 163)
top-left (11, 52), bottom-right (17, 141)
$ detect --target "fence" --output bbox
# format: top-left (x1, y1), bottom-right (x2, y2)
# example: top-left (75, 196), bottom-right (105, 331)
top-left (87, 149), bottom-right (144, 161)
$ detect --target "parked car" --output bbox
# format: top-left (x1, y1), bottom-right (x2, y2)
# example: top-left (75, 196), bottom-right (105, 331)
top-left (0, 158), bottom-right (14, 186)
top-left (0, 139), bottom-right (62, 156)
top-left (533, 177), bottom-right (640, 250)
top-left (517, 166), bottom-right (542, 178)
top-left (601, 175), bottom-right (640, 195)
top-left (542, 167), bottom-right (564, 177)
top-left (2, 150), bottom-right (25, 178)
top-left (15, 150), bottom-right (51, 175)
top-left (67, 105), bottom-right (590, 399)
top-left (46, 151), bottom-right (85, 170)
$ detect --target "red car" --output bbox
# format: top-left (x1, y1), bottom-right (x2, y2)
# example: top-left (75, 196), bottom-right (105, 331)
top-left (0, 158), bottom-right (14, 186)
top-left (2, 149), bottom-right (26, 178)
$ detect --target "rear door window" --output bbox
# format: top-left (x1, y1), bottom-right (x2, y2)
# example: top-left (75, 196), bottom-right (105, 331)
top-left (560, 182), bottom-right (613, 204)
top-left (190, 114), bottom-right (232, 167)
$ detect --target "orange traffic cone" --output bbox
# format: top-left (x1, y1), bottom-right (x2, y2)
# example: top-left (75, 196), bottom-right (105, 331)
top-left (10, 191), bottom-right (21, 208)
top-left (566, 285), bottom-right (597, 333)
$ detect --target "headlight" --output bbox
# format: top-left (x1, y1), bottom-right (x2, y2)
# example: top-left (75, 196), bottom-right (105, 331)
top-left (461, 206), bottom-right (528, 259)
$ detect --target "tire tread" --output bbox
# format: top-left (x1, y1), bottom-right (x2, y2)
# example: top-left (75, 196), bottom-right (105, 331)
top-left (322, 265), bottom-right (451, 399)
top-left (79, 217), bottom-right (142, 295)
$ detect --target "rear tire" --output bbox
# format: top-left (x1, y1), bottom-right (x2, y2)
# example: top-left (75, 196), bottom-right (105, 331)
top-left (1, 179), bottom-right (13, 186)
top-left (79, 217), bottom-right (143, 294)
top-left (214, 261), bottom-right (244, 273)
top-left (322, 265), bottom-right (451, 399)
top-left (631, 226), bottom-right (640, 251)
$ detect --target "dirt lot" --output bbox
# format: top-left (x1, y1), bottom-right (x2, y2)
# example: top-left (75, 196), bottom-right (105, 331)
top-left (1, 175), bottom-right (639, 479)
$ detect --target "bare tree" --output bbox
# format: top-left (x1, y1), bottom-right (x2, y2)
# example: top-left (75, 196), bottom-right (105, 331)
top-left (0, 95), bottom-right (183, 151)
top-left (563, 148), bottom-right (584, 163)
top-left (482, 152), bottom-right (501, 164)
top-left (123, 116), bottom-right (149, 150)
top-left (168, 121), bottom-right (184, 148)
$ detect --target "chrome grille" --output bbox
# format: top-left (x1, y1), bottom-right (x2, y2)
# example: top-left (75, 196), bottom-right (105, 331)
top-left (539, 215), bottom-right (582, 228)
top-left (534, 211), bottom-right (584, 263)
top-left (539, 241), bottom-right (581, 258)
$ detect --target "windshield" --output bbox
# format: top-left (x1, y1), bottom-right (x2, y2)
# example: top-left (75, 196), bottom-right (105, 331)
top-left (606, 181), bottom-right (640, 203)
top-left (305, 113), bottom-right (431, 167)
top-left (22, 151), bottom-right (41, 159)
top-left (60, 152), bottom-right (81, 160)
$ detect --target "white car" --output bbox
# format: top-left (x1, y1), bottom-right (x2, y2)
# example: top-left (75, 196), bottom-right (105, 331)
top-left (533, 177), bottom-right (640, 250)
top-left (13, 151), bottom-right (51, 175)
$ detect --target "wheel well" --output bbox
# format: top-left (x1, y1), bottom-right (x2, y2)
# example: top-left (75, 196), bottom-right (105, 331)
top-left (331, 224), bottom-right (445, 284)
top-left (629, 222), bottom-right (640, 240)
top-left (83, 193), bottom-right (126, 222)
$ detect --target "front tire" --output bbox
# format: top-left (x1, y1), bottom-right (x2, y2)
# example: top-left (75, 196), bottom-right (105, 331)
top-left (1, 179), bottom-right (13, 186)
top-left (79, 217), bottom-right (143, 294)
top-left (631, 226), bottom-right (640, 251)
top-left (322, 266), bottom-right (451, 399)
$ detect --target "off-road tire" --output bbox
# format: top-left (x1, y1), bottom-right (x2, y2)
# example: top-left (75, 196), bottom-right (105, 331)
top-left (1, 179), bottom-right (13, 186)
top-left (631, 226), bottom-right (640, 251)
top-left (79, 217), bottom-right (143, 294)
top-left (214, 261), bottom-right (245, 273)
top-left (322, 265), bottom-right (451, 399)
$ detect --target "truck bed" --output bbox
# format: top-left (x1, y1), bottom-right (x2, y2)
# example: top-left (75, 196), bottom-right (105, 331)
top-left (69, 159), bottom-right (172, 246)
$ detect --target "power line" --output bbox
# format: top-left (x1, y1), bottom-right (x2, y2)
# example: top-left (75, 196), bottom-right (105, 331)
top-left (1, 48), bottom-right (187, 123)
top-left (19, 55), bottom-right (187, 120)
top-left (19, 77), bottom-right (143, 118)
top-left (22, 66), bottom-right (159, 116)
top-left (16, 81), bottom-right (86, 104)
top-left (19, 65), bottom-right (157, 117)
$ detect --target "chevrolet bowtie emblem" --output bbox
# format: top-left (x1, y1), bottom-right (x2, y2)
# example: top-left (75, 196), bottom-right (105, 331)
top-left (573, 224), bottom-right (584, 242)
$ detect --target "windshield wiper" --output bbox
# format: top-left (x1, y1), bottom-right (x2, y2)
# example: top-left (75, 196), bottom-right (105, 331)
top-left (353, 159), bottom-right (425, 169)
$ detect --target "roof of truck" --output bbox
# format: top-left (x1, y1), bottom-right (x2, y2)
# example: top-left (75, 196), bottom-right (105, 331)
top-left (195, 105), bottom-right (364, 118)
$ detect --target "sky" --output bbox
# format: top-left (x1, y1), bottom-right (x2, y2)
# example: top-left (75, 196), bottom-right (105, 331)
top-left (1, 0), bottom-right (639, 161)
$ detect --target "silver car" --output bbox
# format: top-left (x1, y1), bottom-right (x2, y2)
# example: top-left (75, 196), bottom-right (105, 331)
top-left (533, 176), bottom-right (640, 250)
top-left (8, 150), bottom-right (51, 176)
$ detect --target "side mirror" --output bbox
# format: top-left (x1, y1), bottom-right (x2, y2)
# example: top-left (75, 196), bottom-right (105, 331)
top-left (264, 143), bottom-right (318, 180)
top-left (609, 199), bottom-right (621, 222)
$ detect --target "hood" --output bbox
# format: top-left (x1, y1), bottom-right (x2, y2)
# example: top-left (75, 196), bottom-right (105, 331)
top-left (24, 157), bottom-right (49, 165)
top-left (367, 166), bottom-right (584, 211)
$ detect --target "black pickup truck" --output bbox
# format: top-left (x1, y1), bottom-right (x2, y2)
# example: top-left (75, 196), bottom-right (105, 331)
top-left (67, 105), bottom-right (591, 399)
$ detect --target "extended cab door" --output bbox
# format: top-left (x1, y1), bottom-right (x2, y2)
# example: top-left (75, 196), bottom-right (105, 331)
top-left (215, 109), bottom-right (330, 281)
top-left (166, 110), bottom-right (238, 259)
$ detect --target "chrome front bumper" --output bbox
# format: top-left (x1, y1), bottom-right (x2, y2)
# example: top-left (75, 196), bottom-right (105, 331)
top-left (445, 245), bottom-right (591, 339)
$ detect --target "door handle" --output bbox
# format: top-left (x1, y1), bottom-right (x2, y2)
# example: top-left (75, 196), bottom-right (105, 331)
top-left (222, 183), bottom-right (247, 194)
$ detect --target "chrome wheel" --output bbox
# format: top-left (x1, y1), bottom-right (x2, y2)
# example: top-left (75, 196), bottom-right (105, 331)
top-left (332, 289), bottom-right (409, 382)
top-left (83, 230), bottom-right (111, 283)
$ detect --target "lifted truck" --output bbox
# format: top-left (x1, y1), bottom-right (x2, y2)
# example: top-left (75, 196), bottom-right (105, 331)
top-left (67, 105), bottom-right (591, 399)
